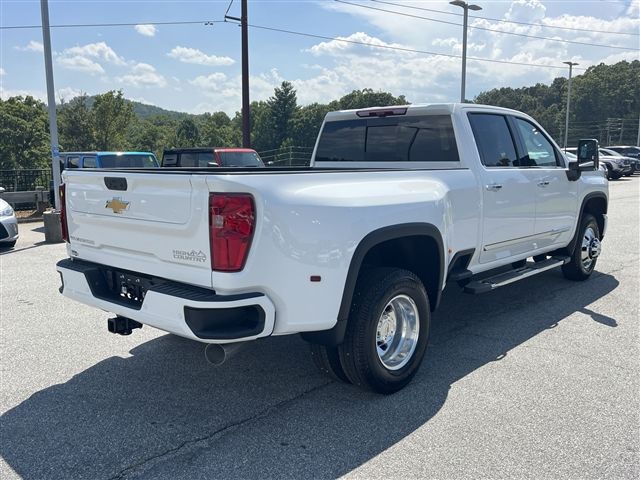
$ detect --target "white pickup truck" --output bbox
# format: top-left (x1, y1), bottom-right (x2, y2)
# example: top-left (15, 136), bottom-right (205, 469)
top-left (57, 103), bottom-right (608, 393)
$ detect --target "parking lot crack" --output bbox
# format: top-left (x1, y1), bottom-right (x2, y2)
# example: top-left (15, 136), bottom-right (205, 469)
top-left (107, 380), bottom-right (333, 480)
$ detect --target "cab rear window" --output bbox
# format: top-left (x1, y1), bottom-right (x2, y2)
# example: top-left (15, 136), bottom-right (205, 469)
top-left (100, 154), bottom-right (158, 168)
top-left (315, 115), bottom-right (459, 162)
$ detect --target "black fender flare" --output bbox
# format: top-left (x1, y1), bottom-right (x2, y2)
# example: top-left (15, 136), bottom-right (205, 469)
top-left (302, 223), bottom-right (445, 346)
top-left (565, 192), bottom-right (608, 253)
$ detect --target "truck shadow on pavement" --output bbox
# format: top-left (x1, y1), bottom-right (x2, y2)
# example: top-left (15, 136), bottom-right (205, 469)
top-left (0, 270), bottom-right (619, 479)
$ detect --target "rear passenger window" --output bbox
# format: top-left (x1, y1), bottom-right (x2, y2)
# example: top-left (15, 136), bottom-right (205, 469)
top-left (66, 156), bottom-right (80, 169)
top-left (315, 115), bottom-right (459, 163)
top-left (83, 157), bottom-right (96, 168)
top-left (513, 118), bottom-right (560, 167)
top-left (468, 114), bottom-right (518, 167)
top-left (179, 153), bottom-right (198, 167)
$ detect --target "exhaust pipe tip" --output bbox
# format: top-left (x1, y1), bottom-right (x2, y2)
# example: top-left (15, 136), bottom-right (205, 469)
top-left (204, 344), bottom-right (227, 366)
top-left (204, 342), bottom-right (244, 366)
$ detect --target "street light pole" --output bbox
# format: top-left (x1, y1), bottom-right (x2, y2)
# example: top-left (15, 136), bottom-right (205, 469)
top-left (450, 0), bottom-right (482, 103)
top-left (563, 61), bottom-right (578, 149)
top-left (40, 0), bottom-right (61, 209)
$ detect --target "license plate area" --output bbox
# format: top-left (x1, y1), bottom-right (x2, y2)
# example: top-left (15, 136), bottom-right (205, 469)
top-left (83, 266), bottom-right (163, 310)
top-left (105, 269), bottom-right (154, 308)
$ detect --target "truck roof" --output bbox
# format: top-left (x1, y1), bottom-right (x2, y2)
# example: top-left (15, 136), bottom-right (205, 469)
top-left (163, 147), bottom-right (257, 154)
top-left (60, 151), bottom-right (155, 156)
top-left (324, 102), bottom-right (530, 122)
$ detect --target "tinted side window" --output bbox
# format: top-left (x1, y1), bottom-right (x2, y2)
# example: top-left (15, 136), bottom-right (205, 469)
top-left (163, 153), bottom-right (178, 166)
top-left (83, 156), bottom-right (97, 168)
top-left (315, 120), bottom-right (365, 162)
top-left (179, 153), bottom-right (198, 167)
top-left (468, 114), bottom-right (518, 167)
top-left (513, 118), bottom-right (560, 167)
top-left (315, 115), bottom-right (458, 162)
top-left (198, 152), bottom-right (217, 167)
top-left (66, 156), bottom-right (80, 168)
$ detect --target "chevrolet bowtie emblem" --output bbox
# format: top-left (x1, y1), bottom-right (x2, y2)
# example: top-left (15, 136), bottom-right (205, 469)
top-left (105, 197), bottom-right (130, 214)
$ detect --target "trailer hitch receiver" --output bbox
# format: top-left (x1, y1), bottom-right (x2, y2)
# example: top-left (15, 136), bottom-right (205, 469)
top-left (108, 316), bottom-right (143, 335)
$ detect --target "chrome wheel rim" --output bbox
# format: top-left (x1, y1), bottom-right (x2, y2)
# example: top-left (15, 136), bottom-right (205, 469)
top-left (375, 295), bottom-right (420, 371)
top-left (581, 226), bottom-right (600, 270)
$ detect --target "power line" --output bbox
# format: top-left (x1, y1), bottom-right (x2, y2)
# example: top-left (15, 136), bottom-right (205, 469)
top-left (0, 19), bottom-right (225, 30)
top-left (371, 0), bottom-right (639, 37)
top-left (244, 22), bottom-right (587, 71)
top-left (336, 0), bottom-right (640, 51)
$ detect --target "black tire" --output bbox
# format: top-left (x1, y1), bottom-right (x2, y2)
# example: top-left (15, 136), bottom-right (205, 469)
top-left (562, 213), bottom-right (600, 281)
top-left (310, 343), bottom-right (350, 383)
top-left (338, 268), bottom-right (430, 394)
top-left (1, 240), bottom-right (16, 249)
top-left (610, 172), bottom-right (622, 180)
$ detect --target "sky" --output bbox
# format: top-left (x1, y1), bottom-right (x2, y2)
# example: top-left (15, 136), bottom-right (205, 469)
top-left (1, 0), bottom-right (639, 115)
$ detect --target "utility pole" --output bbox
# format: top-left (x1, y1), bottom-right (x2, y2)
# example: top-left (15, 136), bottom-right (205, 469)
top-left (637, 114), bottom-right (640, 146)
top-left (41, 0), bottom-right (61, 209)
top-left (450, 1), bottom-right (482, 103)
top-left (226, 0), bottom-right (250, 147)
top-left (562, 61), bottom-right (578, 149)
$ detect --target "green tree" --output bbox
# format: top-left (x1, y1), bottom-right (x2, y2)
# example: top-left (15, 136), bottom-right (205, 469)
top-left (176, 118), bottom-right (200, 147)
top-left (0, 96), bottom-right (50, 170)
top-left (291, 103), bottom-right (331, 148)
top-left (91, 90), bottom-right (134, 150)
top-left (332, 88), bottom-right (408, 110)
top-left (58, 94), bottom-right (94, 151)
top-left (267, 81), bottom-right (298, 149)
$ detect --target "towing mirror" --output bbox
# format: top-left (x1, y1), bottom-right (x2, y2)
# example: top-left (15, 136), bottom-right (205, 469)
top-left (577, 139), bottom-right (599, 171)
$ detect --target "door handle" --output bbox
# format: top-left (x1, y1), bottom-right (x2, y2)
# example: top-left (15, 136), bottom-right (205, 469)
top-left (537, 180), bottom-right (550, 187)
top-left (486, 183), bottom-right (503, 192)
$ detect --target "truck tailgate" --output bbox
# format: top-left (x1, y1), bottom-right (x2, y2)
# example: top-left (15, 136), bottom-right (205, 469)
top-left (64, 171), bottom-right (213, 288)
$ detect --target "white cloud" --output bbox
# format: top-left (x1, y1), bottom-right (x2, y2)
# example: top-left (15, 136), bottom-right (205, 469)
top-left (0, 68), bottom-right (5, 76)
top-left (57, 87), bottom-right (83, 101)
top-left (116, 63), bottom-right (167, 88)
top-left (320, 0), bottom-right (640, 102)
top-left (0, 87), bottom-right (46, 101)
top-left (64, 42), bottom-right (126, 65)
top-left (57, 55), bottom-right (105, 75)
top-left (15, 40), bottom-right (44, 52)
top-left (56, 41), bottom-right (125, 75)
top-left (135, 24), bottom-right (157, 37)
top-left (167, 46), bottom-right (235, 66)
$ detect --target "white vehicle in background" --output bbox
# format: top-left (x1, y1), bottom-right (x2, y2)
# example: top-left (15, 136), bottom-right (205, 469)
top-left (56, 104), bottom-right (608, 393)
top-left (0, 191), bottom-right (19, 249)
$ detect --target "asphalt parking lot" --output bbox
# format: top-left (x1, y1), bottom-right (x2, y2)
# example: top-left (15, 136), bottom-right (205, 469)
top-left (1, 178), bottom-right (638, 480)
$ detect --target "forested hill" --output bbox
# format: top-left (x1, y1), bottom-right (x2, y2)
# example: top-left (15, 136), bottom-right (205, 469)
top-left (474, 60), bottom-right (639, 146)
top-left (1, 60), bottom-right (637, 170)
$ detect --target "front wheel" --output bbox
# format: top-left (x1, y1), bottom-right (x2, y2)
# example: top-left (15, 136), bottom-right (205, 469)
top-left (562, 213), bottom-right (600, 281)
top-left (338, 268), bottom-right (430, 394)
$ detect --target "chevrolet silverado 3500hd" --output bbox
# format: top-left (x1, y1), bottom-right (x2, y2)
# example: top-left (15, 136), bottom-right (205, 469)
top-left (57, 103), bottom-right (608, 393)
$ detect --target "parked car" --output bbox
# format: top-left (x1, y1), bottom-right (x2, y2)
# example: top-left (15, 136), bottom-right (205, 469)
top-left (60, 152), bottom-right (159, 171)
top-left (161, 148), bottom-right (264, 168)
top-left (566, 147), bottom-right (629, 179)
top-left (0, 191), bottom-right (19, 249)
top-left (606, 145), bottom-right (640, 159)
top-left (51, 152), bottom-right (159, 208)
top-left (56, 103), bottom-right (608, 394)
top-left (565, 151), bottom-right (608, 178)
top-left (600, 147), bottom-right (639, 174)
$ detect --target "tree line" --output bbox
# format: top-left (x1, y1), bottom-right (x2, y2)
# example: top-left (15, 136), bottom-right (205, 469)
top-left (0, 60), bottom-right (637, 171)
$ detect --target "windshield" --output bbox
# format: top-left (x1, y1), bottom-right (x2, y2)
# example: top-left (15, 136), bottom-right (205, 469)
top-left (217, 152), bottom-right (263, 167)
top-left (100, 154), bottom-right (158, 168)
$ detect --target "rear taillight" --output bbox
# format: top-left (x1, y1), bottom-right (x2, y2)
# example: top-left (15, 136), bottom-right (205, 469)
top-left (59, 184), bottom-right (69, 243)
top-left (209, 193), bottom-right (255, 271)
